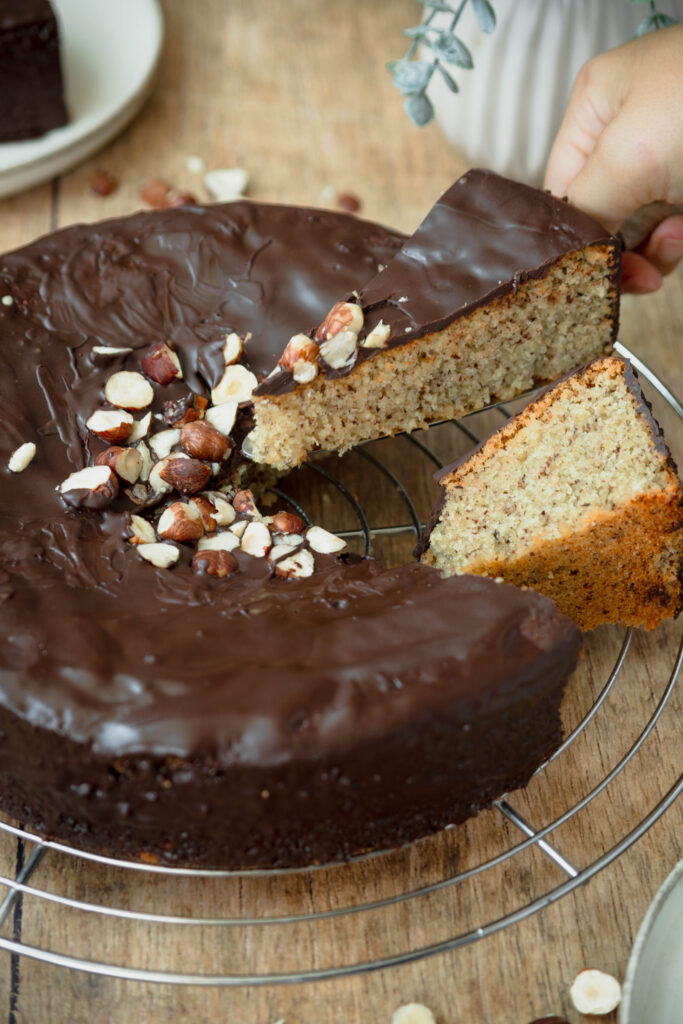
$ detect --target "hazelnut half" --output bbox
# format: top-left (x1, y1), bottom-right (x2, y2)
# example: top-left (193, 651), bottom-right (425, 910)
top-left (96, 445), bottom-right (143, 485)
top-left (180, 420), bottom-right (230, 461)
top-left (569, 969), bottom-right (621, 1016)
top-left (211, 364), bottom-right (258, 405)
top-left (315, 301), bottom-right (364, 342)
top-left (104, 371), bottom-right (154, 411)
top-left (191, 548), bottom-right (239, 577)
top-left (159, 457), bottom-right (211, 495)
top-left (86, 409), bottom-right (134, 444)
top-left (271, 511), bottom-right (305, 535)
top-left (319, 329), bottom-right (358, 370)
top-left (59, 465), bottom-right (119, 510)
top-left (157, 501), bottom-right (204, 543)
top-left (141, 341), bottom-right (183, 385)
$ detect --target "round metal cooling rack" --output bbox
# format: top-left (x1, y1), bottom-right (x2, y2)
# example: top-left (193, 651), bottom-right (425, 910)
top-left (0, 341), bottom-right (681, 986)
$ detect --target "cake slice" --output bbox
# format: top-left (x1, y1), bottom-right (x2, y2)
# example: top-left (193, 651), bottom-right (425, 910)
top-left (0, 0), bottom-right (68, 142)
top-left (249, 169), bottom-right (620, 469)
top-left (418, 357), bottom-right (683, 631)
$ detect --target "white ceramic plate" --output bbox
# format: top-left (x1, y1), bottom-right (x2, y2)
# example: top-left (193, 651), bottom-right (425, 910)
top-left (0, 0), bottom-right (163, 199)
top-left (620, 857), bottom-right (683, 1024)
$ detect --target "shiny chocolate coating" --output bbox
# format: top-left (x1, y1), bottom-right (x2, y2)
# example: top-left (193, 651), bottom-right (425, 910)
top-left (0, 201), bottom-right (581, 867)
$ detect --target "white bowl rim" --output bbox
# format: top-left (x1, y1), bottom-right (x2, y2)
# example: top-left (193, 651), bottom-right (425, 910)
top-left (620, 855), bottom-right (683, 1022)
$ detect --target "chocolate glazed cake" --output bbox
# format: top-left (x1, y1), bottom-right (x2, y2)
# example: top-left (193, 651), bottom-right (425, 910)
top-left (0, 200), bottom-right (581, 868)
top-left (249, 169), bottom-right (621, 469)
top-left (0, 0), bottom-right (68, 142)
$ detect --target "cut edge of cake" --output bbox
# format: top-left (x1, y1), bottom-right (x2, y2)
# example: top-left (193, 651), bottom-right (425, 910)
top-left (418, 356), bottom-right (683, 631)
top-left (248, 170), bottom-right (621, 470)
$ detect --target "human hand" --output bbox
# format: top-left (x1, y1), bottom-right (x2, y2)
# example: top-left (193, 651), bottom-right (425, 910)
top-left (545, 24), bottom-right (683, 294)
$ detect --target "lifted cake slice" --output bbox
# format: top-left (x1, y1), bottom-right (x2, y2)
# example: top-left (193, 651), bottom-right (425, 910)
top-left (249, 169), bottom-right (621, 469)
top-left (418, 357), bottom-right (683, 631)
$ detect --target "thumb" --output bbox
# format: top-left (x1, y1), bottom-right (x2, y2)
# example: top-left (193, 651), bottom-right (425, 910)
top-left (564, 116), bottom-right (663, 235)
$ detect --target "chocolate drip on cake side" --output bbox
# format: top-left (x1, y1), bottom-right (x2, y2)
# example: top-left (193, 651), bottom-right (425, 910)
top-left (0, 200), bottom-right (582, 867)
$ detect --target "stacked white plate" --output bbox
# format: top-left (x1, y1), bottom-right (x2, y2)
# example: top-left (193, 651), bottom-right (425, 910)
top-left (0, 0), bottom-right (163, 199)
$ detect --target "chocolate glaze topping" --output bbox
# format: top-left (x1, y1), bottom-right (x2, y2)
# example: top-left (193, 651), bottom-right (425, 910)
top-left (0, 200), bottom-right (582, 866)
top-left (256, 169), bottom-right (619, 398)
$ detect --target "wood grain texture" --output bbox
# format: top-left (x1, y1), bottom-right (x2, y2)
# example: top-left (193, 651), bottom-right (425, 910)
top-left (0, 1), bottom-right (681, 1022)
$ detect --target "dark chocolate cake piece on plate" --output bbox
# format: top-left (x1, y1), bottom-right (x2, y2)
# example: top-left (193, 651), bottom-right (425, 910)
top-left (0, 0), bottom-right (68, 142)
top-left (0, 200), bottom-right (582, 868)
top-left (249, 169), bottom-right (621, 469)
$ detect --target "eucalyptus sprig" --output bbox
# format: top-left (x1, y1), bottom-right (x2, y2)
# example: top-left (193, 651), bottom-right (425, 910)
top-left (387, 0), bottom-right (495, 127)
top-left (389, 0), bottom-right (677, 128)
top-left (628, 0), bottom-right (678, 35)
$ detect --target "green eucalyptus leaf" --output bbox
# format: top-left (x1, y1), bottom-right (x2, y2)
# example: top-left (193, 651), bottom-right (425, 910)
top-left (392, 60), bottom-right (435, 95)
top-left (436, 62), bottom-right (459, 92)
top-left (404, 24), bottom-right (434, 39)
top-left (470, 0), bottom-right (496, 34)
top-left (420, 1), bottom-right (456, 11)
top-left (625, 0), bottom-right (648, 4)
top-left (430, 32), bottom-right (474, 68)
top-left (404, 91), bottom-right (435, 127)
top-left (634, 12), bottom-right (654, 34)
top-left (653, 12), bottom-right (678, 26)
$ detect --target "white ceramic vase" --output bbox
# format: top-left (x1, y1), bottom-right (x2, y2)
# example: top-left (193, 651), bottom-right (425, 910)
top-left (423, 0), bottom-right (683, 185)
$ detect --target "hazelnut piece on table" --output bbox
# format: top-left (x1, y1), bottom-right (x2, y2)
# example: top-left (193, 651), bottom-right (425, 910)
top-left (391, 1005), bottom-right (436, 1024)
top-left (90, 170), bottom-right (118, 196)
top-left (569, 969), bottom-right (621, 1016)
top-left (140, 178), bottom-right (171, 208)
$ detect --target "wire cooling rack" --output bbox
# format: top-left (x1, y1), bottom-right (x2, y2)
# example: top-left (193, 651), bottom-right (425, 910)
top-left (0, 341), bottom-right (681, 986)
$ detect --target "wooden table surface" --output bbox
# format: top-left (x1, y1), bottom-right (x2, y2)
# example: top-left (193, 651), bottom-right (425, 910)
top-left (0, 2), bottom-right (681, 1022)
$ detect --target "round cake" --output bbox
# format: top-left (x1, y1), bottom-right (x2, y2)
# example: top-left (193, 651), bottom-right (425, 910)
top-left (0, 201), bottom-right (582, 868)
